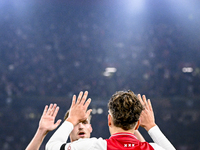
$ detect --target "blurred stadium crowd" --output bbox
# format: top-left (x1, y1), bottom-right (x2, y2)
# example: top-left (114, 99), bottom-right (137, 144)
top-left (0, 0), bottom-right (200, 149)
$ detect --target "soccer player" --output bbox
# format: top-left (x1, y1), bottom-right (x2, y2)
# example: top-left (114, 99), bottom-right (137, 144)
top-left (46, 91), bottom-right (176, 150)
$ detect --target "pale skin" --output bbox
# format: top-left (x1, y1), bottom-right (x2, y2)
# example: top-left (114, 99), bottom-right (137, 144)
top-left (66, 91), bottom-right (92, 126)
top-left (25, 104), bottom-right (61, 150)
top-left (66, 91), bottom-right (147, 142)
top-left (137, 94), bottom-right (157, 131)
top-left (134, 130), bottom-right (146, 142)
top-left (69, 119), bottom-right (92, 142)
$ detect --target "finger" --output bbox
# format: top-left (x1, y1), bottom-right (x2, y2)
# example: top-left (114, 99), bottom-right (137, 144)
top-left (42, 105), bottom-right (48, 116)
top-left (77, 91), bottom-right (83, 104)
top-left (137, 94), bottom-right (144, 105)
top-left (50, 104), bottom-right (57, 115)
top-left (147, 99), bottom-right (153, 112)
top-left (71, 95), bottom-right (76, 107)
top-left (55, 119), bottom-right (62, 127)
top-left (52, 106), bottom-right (59, 118)
top-left (53, 119), bottom-right (62, 130)
top-left (47, 104), bottom-right (53, 115)
top-left (50, 103), bottom-right (54, 109)
top-left (80, 91), bottom-right (88, 105)
top-left (86, 109), bottom-right (92, 118)
top-left (142, 95), bottom-right (148, 109)
top-left (84, 98), bottom-right (91, 109)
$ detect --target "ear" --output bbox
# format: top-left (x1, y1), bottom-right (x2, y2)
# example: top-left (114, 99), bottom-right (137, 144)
top-left (135, 120), bottom-right (140, 130)
top-left (108, 114), bottom-right (112, 127)
top-left (89, 124), bottom-right (93, 133)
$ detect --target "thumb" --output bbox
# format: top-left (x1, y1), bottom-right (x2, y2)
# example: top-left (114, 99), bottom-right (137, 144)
top-left (86, 109), bottom-right (92, 118)
top-left (53, 119), bottom-right (62, 129)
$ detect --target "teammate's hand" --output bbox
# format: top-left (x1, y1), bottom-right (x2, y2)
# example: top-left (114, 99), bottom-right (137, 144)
top-left (138, 94), bottom-right (156, 131)
top-left (39, 104), bottom-right (61, 135)
top-left (66, 91), bottom-right (92, 126)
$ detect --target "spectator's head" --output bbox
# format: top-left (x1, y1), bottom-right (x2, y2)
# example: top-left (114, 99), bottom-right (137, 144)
top-left (108, 90), bottom-right (144, 133)
top-left (64, 110), bottom-right (92, 142)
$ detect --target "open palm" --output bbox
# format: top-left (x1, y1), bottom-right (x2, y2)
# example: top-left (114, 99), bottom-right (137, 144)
top-left (39, 104), bottom-right (62, 134)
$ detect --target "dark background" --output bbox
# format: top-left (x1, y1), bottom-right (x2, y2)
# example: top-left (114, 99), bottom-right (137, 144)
top-left (0, 0), bottom-right (200, 149)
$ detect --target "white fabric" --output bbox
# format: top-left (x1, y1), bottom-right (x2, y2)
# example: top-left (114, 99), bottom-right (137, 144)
top-left (148, 126), bottom-right (176, 150)
top-left (46, 121), bottom-right (176, 150)
top-left (65, 137), bottom-right (106, 150)
top-left (46, 121), bottom-right (73, 150)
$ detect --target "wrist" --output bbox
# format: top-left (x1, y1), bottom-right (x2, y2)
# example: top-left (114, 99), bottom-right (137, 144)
top-left (66, 117), bottom-right (78, 126)
top-left (37, 127), bottom-right (48, 137)
top-left (144, 123), bottom-right (157, 131)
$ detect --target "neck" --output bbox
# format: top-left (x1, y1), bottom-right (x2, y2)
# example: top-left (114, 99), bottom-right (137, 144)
top-left (110, 126), bottom-right (135, 135)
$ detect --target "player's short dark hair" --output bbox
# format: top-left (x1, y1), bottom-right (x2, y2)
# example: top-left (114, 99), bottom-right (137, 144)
top-left (108, 90), bottom-right (144, 130)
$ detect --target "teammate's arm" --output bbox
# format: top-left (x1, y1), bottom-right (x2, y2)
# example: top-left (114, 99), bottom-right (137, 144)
top-left (138, 94), bottom-right (176, 150)
top-left (134, 130), bottom-right (145, 142)
top-left (26, 104), bottom-right (61, 150)
top-left (46, 91), bottom-right (92, 150)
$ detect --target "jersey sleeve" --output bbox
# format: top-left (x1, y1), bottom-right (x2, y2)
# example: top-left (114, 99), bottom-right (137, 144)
top-left (45, 121), bottom-right (107, 150)
top-left (148, 125), bottom-right (176, 150)
top-left (64, 137), bottom-right (106, 150)
top-left (149, 143), bottom-right (165, 150)
top-left (45, 121), bottom-right (74, 150)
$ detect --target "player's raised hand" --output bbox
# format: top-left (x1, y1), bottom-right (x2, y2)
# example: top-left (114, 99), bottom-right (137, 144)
top-left (39, 104), bottom-right (62, 134)
top-left (25, 104), bottom-right (61, 150)
top-left (137, 94), bottom-right (156, 131)
top-left (66, 91), bottom-right (92, 126)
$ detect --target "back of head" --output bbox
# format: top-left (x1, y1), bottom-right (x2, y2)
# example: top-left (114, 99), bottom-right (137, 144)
top-left (108, 90), bottom-right (144, 130)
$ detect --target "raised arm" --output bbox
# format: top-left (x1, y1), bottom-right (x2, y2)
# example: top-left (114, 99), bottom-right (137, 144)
top-left (134, 130), bottom-right (146, 142)
top-left (138, 94), bottom-right (176, 150)
top-left (66, 91), bottom-right (92, 126)
top-left (138, 94), bottom-right (156, 131)
top-left (25, 104), bottom-right (61, 150)
top-left (46, 91), bottom-right (92, 150)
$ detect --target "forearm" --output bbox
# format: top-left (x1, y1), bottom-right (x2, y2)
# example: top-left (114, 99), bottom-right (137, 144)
top-left (25, 128), bottom-right (46, 150)
top-left (134, 130), bottom-right (145, 142)
top-left (148, 125), bottom-right (176, 150)
top-left (46, 121), bottom-right (73, 150)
